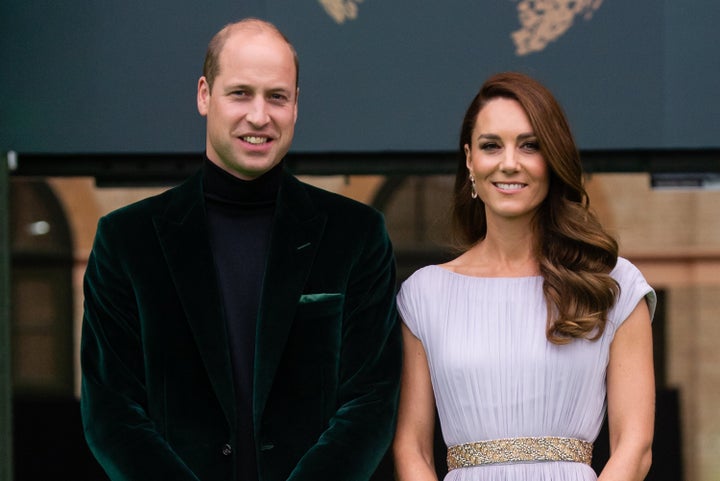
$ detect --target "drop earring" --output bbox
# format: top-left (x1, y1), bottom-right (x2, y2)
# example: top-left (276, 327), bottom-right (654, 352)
top-left (469, 173), bottom-right (478, 199)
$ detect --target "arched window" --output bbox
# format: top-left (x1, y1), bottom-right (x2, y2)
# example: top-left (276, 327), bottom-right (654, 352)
top-left (10, 179), bottom-right (74, 395)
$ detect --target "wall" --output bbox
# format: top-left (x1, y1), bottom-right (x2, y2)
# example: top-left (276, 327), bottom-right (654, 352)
top-left (587, 174), bottom-right (720, 481)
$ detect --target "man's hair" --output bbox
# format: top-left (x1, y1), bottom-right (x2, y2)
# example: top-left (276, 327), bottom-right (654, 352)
top-left (202, 18), bottom-right (299, 91)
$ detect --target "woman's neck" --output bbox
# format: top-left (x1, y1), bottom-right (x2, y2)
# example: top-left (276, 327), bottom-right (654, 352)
top-left (445, 219), bottom-right (540, 277)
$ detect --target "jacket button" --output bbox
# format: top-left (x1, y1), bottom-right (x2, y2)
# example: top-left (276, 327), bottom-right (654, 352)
top-left (221, 444), bottom-right (233, 456)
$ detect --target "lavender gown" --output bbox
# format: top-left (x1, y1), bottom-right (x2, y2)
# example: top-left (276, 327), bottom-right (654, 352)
top-left (396, 257), bottom-right (655, 480)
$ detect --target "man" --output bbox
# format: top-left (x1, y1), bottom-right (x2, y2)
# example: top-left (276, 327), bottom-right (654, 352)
top-left (80, 18), bottom-right (401, 481)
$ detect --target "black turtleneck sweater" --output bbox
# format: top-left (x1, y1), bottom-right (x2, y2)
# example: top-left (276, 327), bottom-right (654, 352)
top-left (203, 158), bottom-right (282, 481)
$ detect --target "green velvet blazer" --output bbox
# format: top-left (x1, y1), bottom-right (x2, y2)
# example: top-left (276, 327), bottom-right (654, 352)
top-left (80, 168), bottom-right (401, 481)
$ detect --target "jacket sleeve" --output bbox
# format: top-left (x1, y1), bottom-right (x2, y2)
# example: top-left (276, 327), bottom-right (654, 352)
top-left (286, 212), bottom-right (402, 481)
top-left (80, 215), bottom-right (201, 481)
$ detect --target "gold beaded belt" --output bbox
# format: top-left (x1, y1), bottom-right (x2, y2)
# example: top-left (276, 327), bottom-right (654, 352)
top-left (447, 436), bottom-right (593, 470)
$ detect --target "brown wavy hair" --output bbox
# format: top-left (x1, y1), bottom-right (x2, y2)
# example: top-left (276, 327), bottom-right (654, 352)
top-left (452, 72), bottom-right (619, 344)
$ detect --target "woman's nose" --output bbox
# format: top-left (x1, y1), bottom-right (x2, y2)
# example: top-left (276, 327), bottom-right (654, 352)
top-left (499, 150), bottom-right (520, 172)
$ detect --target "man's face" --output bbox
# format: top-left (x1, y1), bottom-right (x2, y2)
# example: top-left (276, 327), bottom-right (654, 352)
top-left (197, 29), bottom-right (298, 180)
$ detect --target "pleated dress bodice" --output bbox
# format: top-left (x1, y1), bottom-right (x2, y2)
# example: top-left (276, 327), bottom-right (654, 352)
top-left (397, 258), bottom-right (655, 481)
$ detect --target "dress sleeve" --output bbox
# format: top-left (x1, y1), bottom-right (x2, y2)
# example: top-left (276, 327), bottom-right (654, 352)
top-left (396, 271), bottom-right (423, 340)
top-left (608, 257), bottom-right (657, 332)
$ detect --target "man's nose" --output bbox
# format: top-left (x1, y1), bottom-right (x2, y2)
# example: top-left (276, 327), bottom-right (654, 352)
top-left (246, 99), bottom-right (270, 127)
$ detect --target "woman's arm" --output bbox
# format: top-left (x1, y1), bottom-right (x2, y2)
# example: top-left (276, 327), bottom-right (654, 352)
top-left (599, 299), bottom-right (655, 481)
top-left (393, 323), bottom-right (440, 481)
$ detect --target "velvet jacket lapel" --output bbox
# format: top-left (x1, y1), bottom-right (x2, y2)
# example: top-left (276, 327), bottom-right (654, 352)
top-left (152, 171), bottom-right (237, 429)
top-left (151, 169), bottom-right (326, 440)
top-left (254, 172), bottom-right (326, 430)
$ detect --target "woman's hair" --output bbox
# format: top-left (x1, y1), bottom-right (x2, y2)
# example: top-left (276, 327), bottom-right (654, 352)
top-left (452, 72), bottom-right (619, 344)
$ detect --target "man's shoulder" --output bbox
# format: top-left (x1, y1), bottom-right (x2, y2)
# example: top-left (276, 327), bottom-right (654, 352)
top-left (293, 176), bottom-right (381, 220)
top-left (105, 171), bottom-right (201, 216)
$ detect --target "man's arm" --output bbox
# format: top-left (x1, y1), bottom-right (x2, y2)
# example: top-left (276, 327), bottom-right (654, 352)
top-left (286, 212), bottom-right (402, 481)
top-left (80, 216), bottom-right (201, 481)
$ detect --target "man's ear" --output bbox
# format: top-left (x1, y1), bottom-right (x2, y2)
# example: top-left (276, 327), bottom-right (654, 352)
top-left (293, 87), bottom-right (299, 124)
top-left (197, 76), bottom-right (210, 116)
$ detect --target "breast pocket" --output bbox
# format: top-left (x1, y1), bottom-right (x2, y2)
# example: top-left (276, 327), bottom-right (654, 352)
top-left (287, 293), bottom-right (344, 369)
top-left (296, 293), bottom-right (345, 318)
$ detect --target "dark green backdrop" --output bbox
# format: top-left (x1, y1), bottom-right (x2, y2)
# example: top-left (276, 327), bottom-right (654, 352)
top-left (1, 0), bottom-right (719, 155)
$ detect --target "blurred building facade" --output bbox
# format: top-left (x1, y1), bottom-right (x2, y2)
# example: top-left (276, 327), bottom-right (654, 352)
top-left (9, 168), bottom-right (718, 480)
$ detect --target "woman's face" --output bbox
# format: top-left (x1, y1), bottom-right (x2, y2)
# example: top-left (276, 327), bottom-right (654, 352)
top-left (465, 97), bottom-right (550, 224)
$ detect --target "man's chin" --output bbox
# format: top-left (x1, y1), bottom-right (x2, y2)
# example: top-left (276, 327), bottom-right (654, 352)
top-left (224, 158), bottom-right (282, 180)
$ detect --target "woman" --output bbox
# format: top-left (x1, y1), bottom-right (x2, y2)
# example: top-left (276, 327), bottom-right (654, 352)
top-left (393, 72), bottom-right (655, 481)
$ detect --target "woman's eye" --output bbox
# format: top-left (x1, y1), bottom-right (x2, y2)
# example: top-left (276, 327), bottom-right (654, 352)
top-left (522, 141), bottom-right (540, 152)
top-left (480, 142), bottom-right (500, 151)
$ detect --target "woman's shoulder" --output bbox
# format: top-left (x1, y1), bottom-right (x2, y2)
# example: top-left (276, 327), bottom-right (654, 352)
top-left (610, 256), bottom-right (644, 283)
top-left (401, 265), bottom-right (443, 289)
top-left (609, 256), bottom-right (657, 323)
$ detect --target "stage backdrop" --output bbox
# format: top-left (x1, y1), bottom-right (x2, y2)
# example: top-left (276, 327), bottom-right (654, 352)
top-left (1, 0), bottom-right (718, 154)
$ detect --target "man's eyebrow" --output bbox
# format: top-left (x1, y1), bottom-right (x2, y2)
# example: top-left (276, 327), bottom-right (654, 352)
top-left (221, 83), bottom-right (295, 99)
top-left (223, 83), bottom-right (252, 92)
top-left (267, 86), bottom-right (295, 96)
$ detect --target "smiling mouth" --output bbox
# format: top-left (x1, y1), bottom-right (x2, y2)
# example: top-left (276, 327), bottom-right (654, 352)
top-left (494, 182), bottom-right (526, 190)
top-left (241, 136), bottom-right (270, 145)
